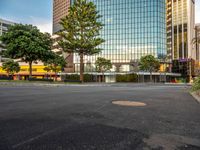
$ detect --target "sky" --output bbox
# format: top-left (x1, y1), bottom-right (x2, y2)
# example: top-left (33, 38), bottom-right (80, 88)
top-left (0, 0), bottom-right (200, 34)
top-left (0, 0), bottom-right (53, 34)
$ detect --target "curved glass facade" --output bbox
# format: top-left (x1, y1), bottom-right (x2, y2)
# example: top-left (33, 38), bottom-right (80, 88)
top-left (73, 0), bottom-right (166, 72)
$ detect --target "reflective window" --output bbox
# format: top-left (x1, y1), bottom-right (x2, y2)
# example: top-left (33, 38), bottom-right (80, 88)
top-left (72, 0), bottom-right (166, 72)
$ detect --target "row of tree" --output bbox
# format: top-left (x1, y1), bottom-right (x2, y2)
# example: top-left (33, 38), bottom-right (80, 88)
top-left (1, 57), bottom-right (66, 81)
top-left (0, 24), bottom-right (66, 80)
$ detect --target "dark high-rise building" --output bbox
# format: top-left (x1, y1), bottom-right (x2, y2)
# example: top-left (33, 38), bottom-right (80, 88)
top-left (53, 0), bottom-right (70, 34)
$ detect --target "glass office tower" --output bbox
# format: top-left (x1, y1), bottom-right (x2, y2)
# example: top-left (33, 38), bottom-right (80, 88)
top-left (72, 0), bottom-right (167, 72)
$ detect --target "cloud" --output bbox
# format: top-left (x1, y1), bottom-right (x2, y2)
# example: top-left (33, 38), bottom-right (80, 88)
top-left (29, 16), bottom-right (52, 34)
top-left (32, 21), bottom-right (52, 34)
top-left (196, 14), bottom-right (200, 24)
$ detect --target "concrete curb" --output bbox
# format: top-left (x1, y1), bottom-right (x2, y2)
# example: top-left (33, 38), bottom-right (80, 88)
top-left (0, 82), bottom-right (112, 87)
top-left (165, 83), bottom-right (192, 86)
top-left (190, 91), bottom-right (200, 104)
top-left (0, 82), bottom-right (193, 88)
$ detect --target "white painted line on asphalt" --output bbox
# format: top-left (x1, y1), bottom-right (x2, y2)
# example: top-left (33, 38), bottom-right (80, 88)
top-left (12, 127), bottom-right (60, 149)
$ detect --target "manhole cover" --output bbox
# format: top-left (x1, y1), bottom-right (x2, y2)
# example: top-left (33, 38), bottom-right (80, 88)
top-left (112, 100), bottom-right (146, 107)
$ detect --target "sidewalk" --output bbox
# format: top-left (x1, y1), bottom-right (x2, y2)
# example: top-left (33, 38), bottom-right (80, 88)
top-left (191, 90), bottom-right (200, 104)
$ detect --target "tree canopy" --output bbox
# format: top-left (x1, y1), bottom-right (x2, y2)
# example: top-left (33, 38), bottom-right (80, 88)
top-left (95, 57), bottom-right (112, 82)
top-left (139, 55), bottom-right (160, 73)
top-left (95, 57), bottom-right (112, 73)
top-left (139, 55), bottom-right (160, 82)
top-left (58, 0), bottom-right (105, 82)
top-left (0, 42), bottom-right (5, 49)
top-left (2, 60), bottom-right (20, 75)
top-left (0, 24), bottom-right (53, 77)
top-left (44, 54), bottom-right (66, 81)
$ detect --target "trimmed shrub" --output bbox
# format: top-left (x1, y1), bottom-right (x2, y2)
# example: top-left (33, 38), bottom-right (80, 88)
top-left (116, 74), bottom-right (138, 82)
top-left (64, 74), bottom-right (95, 82)
top-left (65, 74), bottom-right (80, 81)
top-left (83, 74), bottom-right (95, 82)
top-left (0, 75), bottom-right (13, 80)
top-left (28, 78), bottom-right (53, 82)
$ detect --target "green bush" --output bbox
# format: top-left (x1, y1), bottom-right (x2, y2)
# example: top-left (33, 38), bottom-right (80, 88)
top-left (116, 74), bottom-right (138, 82)
top-left (28, 78), bottom-right (53, 82)
top-left (83, 74), bottom-right (95, 82)
top-left (64, 74), bottom-right (95, 82)
top-left (192, 76), bottom-right (200, 91)
top-left (65, 74), bottom-right (80, 80)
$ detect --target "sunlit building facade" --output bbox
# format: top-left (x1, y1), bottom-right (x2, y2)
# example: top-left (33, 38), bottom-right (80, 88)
top-left (166, 0), bottom-right (195, 60)
top-left (72, 0), bottom-right (167, 72)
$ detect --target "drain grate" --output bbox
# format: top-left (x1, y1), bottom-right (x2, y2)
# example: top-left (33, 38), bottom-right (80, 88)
top-left (112, 100), bottom-right (146, 107)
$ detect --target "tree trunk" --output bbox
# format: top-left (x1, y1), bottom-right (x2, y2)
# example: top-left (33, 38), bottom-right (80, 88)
top-left (6, 70), bottom-right (9, 77)
top-left (55, 71), bottom-right (57, 81)
top-left (102, 72), bottom-right (105, 82)
top-left (29, 61), bottom-right (32, 78)
top-left (150, 72), bottom-right (153, 82)
top-left (98, 75), bottom-right (101, 82)
top-left (80, 53), bottom-right (84, 83)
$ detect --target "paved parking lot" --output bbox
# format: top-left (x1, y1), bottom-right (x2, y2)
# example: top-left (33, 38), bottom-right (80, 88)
top-left (0, 84), bottom-right (200, 150)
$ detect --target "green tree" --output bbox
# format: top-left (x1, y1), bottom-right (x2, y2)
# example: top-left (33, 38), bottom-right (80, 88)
top-left (139, 55), bottom-right (160, 82)
top-left (0, 42), bottom-right (4, 48)
top-left (44, 66), bottom-right (52, 79)
top-left (95, 57), bottom-right (112, 82)
top-left (0, 24), bottom-right (53, 78)
top-left (2, 60), bottom-right (20, 77)
top-left (58, 0), bottom-right (104, 83)
top-left (44, 54), bottom-right (66, 81)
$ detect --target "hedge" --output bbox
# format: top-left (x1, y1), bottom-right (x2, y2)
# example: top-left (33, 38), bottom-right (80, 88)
top-left (28, 78), bottom-right (53, 82)
top-left (116, 74), bottom-right (138, 82)
top-left (63, 74), bottom-right (95, 82)
top-left (0, 76), bottom-right (13, 80)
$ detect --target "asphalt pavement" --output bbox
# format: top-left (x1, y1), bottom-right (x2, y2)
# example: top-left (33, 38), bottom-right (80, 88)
top-left (0, 84), bottom-right (199, 150)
